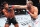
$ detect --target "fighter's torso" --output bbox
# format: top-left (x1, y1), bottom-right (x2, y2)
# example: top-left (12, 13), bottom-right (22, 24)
top-left (29, 6), bottom-right (37, 18)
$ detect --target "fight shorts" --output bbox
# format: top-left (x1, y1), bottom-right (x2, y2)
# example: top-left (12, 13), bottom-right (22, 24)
top-left (29, 18), bottom-right (39, 27)
top-left (5, 17), bottom-right (18, 25)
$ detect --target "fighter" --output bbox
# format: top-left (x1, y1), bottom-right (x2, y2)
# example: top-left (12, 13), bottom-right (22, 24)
top-left (26, 1), bottom-right (38, 27)
top-left (2, 2), bottom-right (20, 27)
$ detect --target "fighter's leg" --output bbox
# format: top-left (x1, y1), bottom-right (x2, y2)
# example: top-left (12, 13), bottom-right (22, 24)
top-left (34, 19), bottom-right (39, 27)
top-left (5, 18), bottom-right (11, 27)
top-left (14, 24), bottom-right (19, 27)
top-left (5, 24), bottom-right (10, 27)
top-left (31, 19), bottom-right (39, 27)
top-left (12, 18), bottom-right (19, 27)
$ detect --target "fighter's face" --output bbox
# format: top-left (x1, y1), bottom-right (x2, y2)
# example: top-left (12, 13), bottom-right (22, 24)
top-left (4, 4), bottom-right (9, 9)
top-left (27, 2), bottom-right (31, 9)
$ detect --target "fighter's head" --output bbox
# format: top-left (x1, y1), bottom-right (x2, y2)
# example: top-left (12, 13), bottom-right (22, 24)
top-left (3, 2), bottom-right (9, 9)
top-left (27, 1), bottom-right (33, 9)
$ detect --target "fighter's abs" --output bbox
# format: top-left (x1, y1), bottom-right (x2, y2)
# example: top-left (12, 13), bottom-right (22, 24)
top-left (10, 11), bottom-right (15, 17)
top-left (6, 11), bottom-right (15, 18)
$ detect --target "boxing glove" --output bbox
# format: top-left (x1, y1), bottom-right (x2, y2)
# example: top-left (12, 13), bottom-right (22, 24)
top-left (12, 5), bottom-right (14, 8)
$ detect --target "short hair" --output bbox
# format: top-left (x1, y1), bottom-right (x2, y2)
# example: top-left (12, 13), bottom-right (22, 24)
top-left (3, 2), bottom-right (8, 5)
top-left (27, 1), bottom-right (33, 5)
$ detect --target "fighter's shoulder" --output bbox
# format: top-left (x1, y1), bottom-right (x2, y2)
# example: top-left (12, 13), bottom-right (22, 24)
top-left (34, 6), bottom-right (38, 10)
top-left (3, 9), bottom-right (6, 12)
top-left (34, 6), bottom-right (38, 9)
top-left (34, 6), bottom-right (38, 11)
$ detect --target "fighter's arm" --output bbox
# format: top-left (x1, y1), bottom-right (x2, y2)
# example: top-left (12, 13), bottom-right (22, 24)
top-left (30, 7), bottom-right (38, 19)
top-left (12, 5), bottom-right (27, 9)
top-left (10, 8), bottom-right (15, 15)
top-left (3, 9), bottom-right (10, 18)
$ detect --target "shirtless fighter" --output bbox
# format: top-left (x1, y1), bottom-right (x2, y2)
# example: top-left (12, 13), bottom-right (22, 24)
top-left (3, 2), bottom-right (19, 27)
top-left (26, 1), bottom-right (38, 27)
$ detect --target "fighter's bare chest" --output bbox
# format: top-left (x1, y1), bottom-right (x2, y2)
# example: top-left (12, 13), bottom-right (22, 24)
top-left (6, 11), bottom-right (14, 14)
top-left (29, 9), bottom-right (34, 14)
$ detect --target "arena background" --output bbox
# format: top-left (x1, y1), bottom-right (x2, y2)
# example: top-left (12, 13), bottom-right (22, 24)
top-left (0, 0), bottom-right (40, 27)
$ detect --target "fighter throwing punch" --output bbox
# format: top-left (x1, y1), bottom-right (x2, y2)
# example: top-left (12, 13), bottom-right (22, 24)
top-left (26, 1), bottom-right (38, 27)
top-left (2, 2), bottom-right (20, 27)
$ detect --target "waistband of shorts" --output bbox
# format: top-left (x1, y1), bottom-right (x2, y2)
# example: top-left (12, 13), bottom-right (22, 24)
top-left (7, 17), bottom-right (15, 19)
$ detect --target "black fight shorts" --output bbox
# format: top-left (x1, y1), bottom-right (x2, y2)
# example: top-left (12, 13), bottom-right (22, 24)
top-left (5, 17), bottom-right (18, 25)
